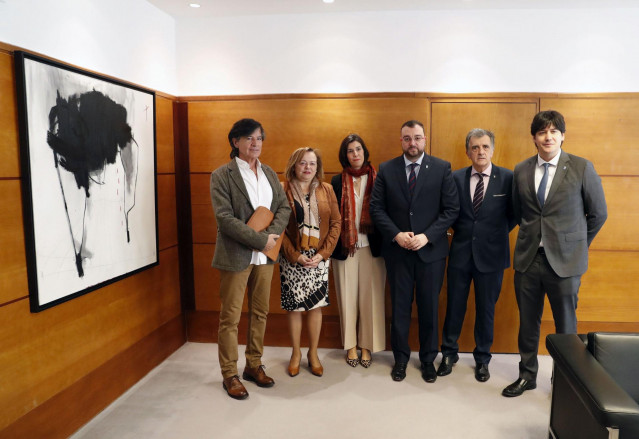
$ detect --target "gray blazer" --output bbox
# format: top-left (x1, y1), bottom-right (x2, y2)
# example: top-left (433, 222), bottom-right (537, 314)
top-left (512, 151), bottom-right (607, 278)
top-left (210, 159), bottom-right (291, 272)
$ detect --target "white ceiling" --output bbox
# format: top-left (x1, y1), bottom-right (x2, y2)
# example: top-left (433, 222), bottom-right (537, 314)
top-left (146, 0), bottom-right (639, 18)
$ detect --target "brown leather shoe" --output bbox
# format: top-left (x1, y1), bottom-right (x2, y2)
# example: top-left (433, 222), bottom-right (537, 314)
top-left (222, 375), bottom-right (249, 400)
top-left (307, 352), bottom-right (323, 377)
top-left (242, 365), bottom-right (275, 388)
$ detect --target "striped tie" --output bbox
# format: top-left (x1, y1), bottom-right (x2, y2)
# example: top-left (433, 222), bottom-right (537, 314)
top-left (408, 163), bottom-right (418, 196)
top-left (472, 173), bottom-right (486, 216)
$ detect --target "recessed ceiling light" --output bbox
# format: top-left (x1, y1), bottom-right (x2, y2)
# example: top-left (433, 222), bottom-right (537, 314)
top-left (189, 3), bottom-right (201, 8)
top-left (323, 0), bottom-right (335, 3)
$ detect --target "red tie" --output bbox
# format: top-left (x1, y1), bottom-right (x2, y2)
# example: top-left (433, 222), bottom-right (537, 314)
top-left (408, 163), bottom-right (417, 197)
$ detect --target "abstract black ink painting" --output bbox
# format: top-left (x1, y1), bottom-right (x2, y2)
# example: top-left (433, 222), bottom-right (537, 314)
top-left (15, 52), bottom-right (158, 312)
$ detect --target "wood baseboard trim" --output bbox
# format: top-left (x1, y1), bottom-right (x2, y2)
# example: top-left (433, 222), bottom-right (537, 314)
top-left (0, 315), bottom-right (186, 439)
top-left (186, 310), bottom-right (344, 348)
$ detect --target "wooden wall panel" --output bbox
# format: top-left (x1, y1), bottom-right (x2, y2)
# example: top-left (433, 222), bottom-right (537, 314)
top-left (0, 316), bottom-right (184, 439)
top-left (0, 52), bottom-right (20, 178)
top-left (155, 96), bottom-right (175, 174)
top-left (430, 101), bottom-right (539, 170)
top-left (542, 251), bottom-right (639, 323)
top-left (187, 93), bottom-right (639, 355)
top-left (191, 174), bottom-right (216, 244)
top-left (0, 247), bottom-right (181, 432)
top-left (0, 180), bottom-right (28, 305)
top-left (540, 98), bottom-right (639, 176)
top-left (193, 243), bottom-right (218, 310)
top-left (589, 177), bottom-right (639, 251)
top-left (188, 98), bottom-right (428, 174)
top-left (158, 174), bottom-right (178, 250)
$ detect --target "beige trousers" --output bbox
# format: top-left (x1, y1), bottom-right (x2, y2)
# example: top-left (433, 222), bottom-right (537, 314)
top-left (332, 246), bottom-right (387, 353)
top-left (217, 264), bottom-right (274, 379)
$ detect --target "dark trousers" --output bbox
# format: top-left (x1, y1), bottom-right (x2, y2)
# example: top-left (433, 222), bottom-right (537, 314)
top-left (441, 259), bottom-right (504, 364)
top-left (514, 250), bottom-right (580, 380)
top-left (385, 252), bottom-right (446, 364)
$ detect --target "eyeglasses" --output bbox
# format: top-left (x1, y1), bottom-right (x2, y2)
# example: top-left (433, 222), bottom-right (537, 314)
top-left (402, 135), bottom-right (425, 143)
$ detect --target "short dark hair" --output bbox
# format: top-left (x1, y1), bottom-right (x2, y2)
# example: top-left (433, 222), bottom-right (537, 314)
top-left (465, 128), bottom-right (495, 151)
top-left (401, 120), bottom-right (425, 133)
top-left (227, 118), bottom-right (265, 159)
top-left (338, 133), bottom-right (370, 169)
top-left (530, 110), bottom-right (565, 136)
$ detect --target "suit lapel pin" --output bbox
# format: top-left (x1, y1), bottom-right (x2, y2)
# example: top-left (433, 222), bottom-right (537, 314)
top-left (425, 165), bottom-right (429, 169)
top-left (563, 166), bottom-right (567, 170)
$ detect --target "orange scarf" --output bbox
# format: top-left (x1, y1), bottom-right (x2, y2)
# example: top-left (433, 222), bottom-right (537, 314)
top-left (340, 164), bottom-right (376, 256)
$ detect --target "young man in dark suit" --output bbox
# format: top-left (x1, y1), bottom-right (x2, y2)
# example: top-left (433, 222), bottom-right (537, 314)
top-left (438, 129), bottom-right (515, 382)
top-left (370, 120), bottom-right (459, 383)
top-left (503, 110), bottom-right (607, 397)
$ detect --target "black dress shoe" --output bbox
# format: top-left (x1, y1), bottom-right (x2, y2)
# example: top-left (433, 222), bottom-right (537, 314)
top-left (475, 363), bottom-right (490, 382)
top-left (421, 362), bottom-right (437, 383)
top-left (502, 378), bottom-right (536, 397)
top-left (391, 362), bottom-right (407, 381)
top-left (436, 354), bottom-right (459, 376)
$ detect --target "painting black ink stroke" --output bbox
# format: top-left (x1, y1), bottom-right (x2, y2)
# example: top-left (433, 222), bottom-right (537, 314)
top-left (14, 51), bottom-right (158, 312)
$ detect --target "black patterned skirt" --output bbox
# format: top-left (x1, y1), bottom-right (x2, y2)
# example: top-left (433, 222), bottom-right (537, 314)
top-left (280, 249), bottom-right (330, 311)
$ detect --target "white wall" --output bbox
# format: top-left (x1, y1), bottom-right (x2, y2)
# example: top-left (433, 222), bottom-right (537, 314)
top-left (176, 8), bottom-right (639, 96)
top-left (2, 3), bottom-right (638, 96)
top-left (0, 0), bottom-right (177, 94)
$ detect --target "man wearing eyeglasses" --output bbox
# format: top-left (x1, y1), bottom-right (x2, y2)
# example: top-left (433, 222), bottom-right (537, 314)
top-left (370, 120), bottom-right (459, 383)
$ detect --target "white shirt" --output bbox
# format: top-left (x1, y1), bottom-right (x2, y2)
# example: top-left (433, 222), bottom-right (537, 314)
top-left (403, 153), bottom-right (424, 180)
top-left (535, 149), bottom-right (562, 248)
top-left (470, 163), bottom-right (493, 202)
top-left (235, 157), bottom-right (274, 265)
top-left (535, 150), bottom-right (561, 203)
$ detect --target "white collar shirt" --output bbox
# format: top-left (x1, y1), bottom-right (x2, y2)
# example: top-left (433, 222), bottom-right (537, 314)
top-left (235, 157), bottom-right (274, 265)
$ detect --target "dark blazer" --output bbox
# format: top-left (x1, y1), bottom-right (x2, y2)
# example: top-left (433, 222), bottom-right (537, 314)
top-left (512, 151), bottom-right (607, 278)
top-left (448, 165), bottom-right (516, 273)
top-left (210, 159), bottom-right (291, 271)
top-left (370, 154), bottom-right (459, 263)
top-left (330, 173), bottom-right (382, 260)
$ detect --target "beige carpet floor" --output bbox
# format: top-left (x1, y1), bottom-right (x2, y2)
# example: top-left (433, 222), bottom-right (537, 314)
top-left (70, 342), bottom-right (553, 439)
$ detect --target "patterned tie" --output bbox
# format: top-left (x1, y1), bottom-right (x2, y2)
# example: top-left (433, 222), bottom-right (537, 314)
top-left (537, 163), bottom-right (550, 207)
top-left (408, 163), bottom-right (418, 197)
top-left (472, 173), bottom-right (486, 216)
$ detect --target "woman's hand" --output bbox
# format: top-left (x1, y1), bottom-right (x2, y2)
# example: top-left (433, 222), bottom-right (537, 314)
top-left (309, 254), bottom-right (323, 266)
top-left (297, 253), bottom-right (322, 268)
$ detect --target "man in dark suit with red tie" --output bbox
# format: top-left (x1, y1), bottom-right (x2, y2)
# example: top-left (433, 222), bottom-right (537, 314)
top-left (503, 110), bottom-right (607, 397)
top-left (370, 120), bottom-right (459, 383)
top-left (438, 129), bottom-right (515, 382)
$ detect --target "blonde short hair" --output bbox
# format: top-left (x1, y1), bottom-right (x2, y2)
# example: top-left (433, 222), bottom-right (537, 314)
top-left (284, 147), bottom-right (324, 182)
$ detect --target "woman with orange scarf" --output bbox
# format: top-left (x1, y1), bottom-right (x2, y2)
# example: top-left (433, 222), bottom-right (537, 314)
top-left (331, 134), bottom-right (387, 368)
